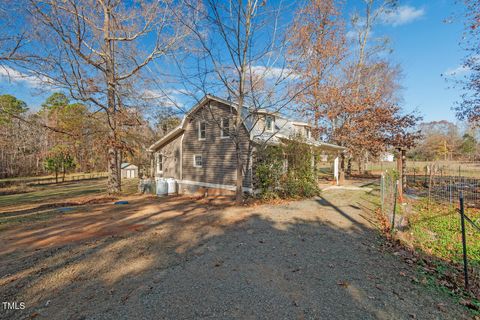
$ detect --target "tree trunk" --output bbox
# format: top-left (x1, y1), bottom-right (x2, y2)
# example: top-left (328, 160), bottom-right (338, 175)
top-left (55, 168), bottom-right (58, 184)
top-left (401, 149), bottom-right (407, 190)
top-left (235, 146), bottom-right (243, 203)
top-left (104, 7), bottom-right (120, 194)
top-left (107, 144), bottom-right (119, 194)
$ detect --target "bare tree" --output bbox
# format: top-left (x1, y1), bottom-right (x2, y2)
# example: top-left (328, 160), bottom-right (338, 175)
top-left (12, 0), bottom-right (188, 193)
top-left (175, 0), bottom-right (302, 203)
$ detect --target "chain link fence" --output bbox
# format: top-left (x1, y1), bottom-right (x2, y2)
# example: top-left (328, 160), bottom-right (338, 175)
top-left (407, 175), bottom-right (480, 208)
top-left (380, 167), bottom-right (480, 292)
top-left (380, 171), bottom-right (400, 232)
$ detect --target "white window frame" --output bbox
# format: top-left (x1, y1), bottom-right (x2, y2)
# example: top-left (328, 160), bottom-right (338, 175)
top-left (156, 153), bottom-right (163, 174)
top-left (265, 116), bottom-right (274, 132)
top-left (193, 154), bottom-right (203, 168)
top-left (198, 121), bottom-right (206, 141)
top-left (221, 118), bottom-right (230, 139)
top-left (306, 127), bottom-right (311, 139)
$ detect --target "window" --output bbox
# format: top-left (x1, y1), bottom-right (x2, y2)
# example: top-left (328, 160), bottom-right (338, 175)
top-left (193, 154), bottom-right (203, 167)
top-left (156, 153), bottom-right (163, 173)
top-left (306, 127), bottom-right (311, 139)
top-left (265, 116), bottom-right (274, 132)
top-left (221, 118), bottom-right (230, 138)
top-left (198, 121), bottom-right (206, 140)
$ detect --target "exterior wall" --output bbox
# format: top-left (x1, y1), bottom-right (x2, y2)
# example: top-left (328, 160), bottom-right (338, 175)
top-left (178, 183), bottom-right (235, 196)
top-left (156, 134), bottom-right (182, 179)
top-left (121, 168), bottom-right (138, 179)
top-left (181, 101), bottom-right (252, 190)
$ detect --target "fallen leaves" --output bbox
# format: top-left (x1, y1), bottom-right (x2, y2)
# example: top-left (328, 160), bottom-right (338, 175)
top-left (459, 299), bottom-right (480, 311)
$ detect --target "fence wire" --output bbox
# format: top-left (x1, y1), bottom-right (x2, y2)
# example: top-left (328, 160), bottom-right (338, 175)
top-left (407, 175), bottom-right (480, 208)
top-left (380, 172), bottom-right (399, 231)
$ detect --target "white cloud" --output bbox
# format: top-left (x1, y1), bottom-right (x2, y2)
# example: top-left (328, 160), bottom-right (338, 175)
top-left (0, 66), bottom-right (46, 88)
top-left (250, 65), bottom-right (298, 80)
top-left (142, 88), bottom-right (185, 109)
top-left (380, 6), bottom-right (425, 27)
top-left (444, 65), bottom-right (471, 77)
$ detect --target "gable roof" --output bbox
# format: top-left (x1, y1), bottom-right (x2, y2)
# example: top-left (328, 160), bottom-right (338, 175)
top-left (148, 94), bottom-right (345, 152)
top-left (121, 163), bottom-right (138, 169)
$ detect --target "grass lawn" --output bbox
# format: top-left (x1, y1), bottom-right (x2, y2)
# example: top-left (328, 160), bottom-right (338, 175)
top-left (410, 200), bottom-right (480, 270)
top-left (408, 200), bottom-right (480, 311)
top-left (0, 172), bottom-right (108, 187)
top-left (0, 178), bottom-right (139, 209)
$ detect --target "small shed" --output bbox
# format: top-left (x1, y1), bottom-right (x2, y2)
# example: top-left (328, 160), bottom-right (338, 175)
top-left (121, 163), bottom-right (138, 179)
top-left (380, 152), bottom-right (395, 162)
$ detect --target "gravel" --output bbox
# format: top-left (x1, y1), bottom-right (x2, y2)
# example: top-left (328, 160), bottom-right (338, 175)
top-left (0, 189), bottom-right (472, 319)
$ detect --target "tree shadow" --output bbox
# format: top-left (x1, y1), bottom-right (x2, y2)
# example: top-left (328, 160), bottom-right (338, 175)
top-left (0, 194), bottom-right (471, 319)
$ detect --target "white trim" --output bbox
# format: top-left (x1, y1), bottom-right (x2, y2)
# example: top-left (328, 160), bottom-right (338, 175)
top-left (265, 115), bottom-right (274, 132)
top-left (193, 154), bottom-right (203, 168)
top-left (179, 180), bottom-right (253, 193)
top-left (221, 118), bottom-right (230, 138)
top-left (198, 121), bottom-right (206, 141)
top-left (180, 133), bottom-right (184, 180)
top-left (156, 153), bottom-right (163, 174)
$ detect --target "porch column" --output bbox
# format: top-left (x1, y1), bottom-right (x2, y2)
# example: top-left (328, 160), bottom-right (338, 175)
top-left (339, 151), bottom-right (345, 185)
top-left (334, 156), bottom-right (339, 185)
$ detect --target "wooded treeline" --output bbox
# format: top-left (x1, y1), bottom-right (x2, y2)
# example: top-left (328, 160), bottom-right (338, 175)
top-left (408, 121), bottom-right (480, 161)
top-left (0, 92), bottom-right (179, 179)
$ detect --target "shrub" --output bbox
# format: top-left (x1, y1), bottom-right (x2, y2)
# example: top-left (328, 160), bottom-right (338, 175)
top-left (255, 135), bottom-right (319, 199)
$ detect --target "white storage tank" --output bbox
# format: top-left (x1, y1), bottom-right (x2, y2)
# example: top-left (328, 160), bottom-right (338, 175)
top-left (155, 178), bottom-right (168, 196)
top-left (166, 178), bottom-right (177, 195)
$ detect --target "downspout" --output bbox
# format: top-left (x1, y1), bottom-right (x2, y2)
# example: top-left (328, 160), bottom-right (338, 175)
top-left (180, 133), bottom-right (184, 181)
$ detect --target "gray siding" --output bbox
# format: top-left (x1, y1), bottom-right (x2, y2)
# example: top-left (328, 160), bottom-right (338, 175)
top-left (182, 101), bottom-right (252, 189)
top-left (157, 134), bottom-right (182, 179)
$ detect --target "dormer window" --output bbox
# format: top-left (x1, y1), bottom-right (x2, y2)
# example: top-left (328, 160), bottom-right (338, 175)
top-left (265, 116), bottom-right (274, 132)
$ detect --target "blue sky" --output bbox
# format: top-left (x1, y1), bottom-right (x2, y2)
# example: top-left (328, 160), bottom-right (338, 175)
top-left (0, 0), bottom-right (469, 123)
top-left (370, 0), bottom-right (467, 123)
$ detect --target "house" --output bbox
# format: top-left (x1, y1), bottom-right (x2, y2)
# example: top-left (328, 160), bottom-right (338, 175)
top-left (147, 95), bottom-right (345, 195)
top-left (379, 152), bottom-right (395, 162)
top-left (121, 163), bottom-right (138, 179)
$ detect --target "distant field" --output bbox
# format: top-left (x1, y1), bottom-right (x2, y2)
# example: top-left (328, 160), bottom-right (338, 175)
top-left (366, 161), bottom-right (480, 178)
top-left (0, 178), bottom-right (139, 209)
top-left (0, 172), bottom-right (108, 187)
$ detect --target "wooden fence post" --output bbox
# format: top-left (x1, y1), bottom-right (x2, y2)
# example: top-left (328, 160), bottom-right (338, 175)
top-left (396, 148), bottom-right (404, 202)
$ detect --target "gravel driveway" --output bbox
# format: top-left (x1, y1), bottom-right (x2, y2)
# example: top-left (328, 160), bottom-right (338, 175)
top-left (0, 189), bottom-right (471, 319)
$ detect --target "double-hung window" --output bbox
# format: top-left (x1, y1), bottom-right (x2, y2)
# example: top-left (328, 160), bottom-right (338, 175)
top-left (306, 127), bottom-right (311, 139)
top-left (265, 116), bottom-right (274, 132)
top-left (193, 155), bottom-right (203, 168)
top-left (221, 118), bottom-right (230, 138)
top-left (156, 154), bottom-right (163, 173)
top-left (198, 121), bottom-right (206, 140)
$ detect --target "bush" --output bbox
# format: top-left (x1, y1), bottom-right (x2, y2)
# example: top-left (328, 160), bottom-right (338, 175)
top-left (255, 136), bottom-right (319, 199)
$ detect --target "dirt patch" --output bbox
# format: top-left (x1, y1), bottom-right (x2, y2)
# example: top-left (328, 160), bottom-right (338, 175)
top-left (0, 189), bottom-right (474, 319)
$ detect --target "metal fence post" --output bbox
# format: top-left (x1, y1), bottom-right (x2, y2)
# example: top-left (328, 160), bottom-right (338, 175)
top-left (459, 191), bottom-right (469, 290)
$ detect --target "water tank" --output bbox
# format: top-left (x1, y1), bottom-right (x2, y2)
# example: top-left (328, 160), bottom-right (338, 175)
top-left (155, 178), bottom-right (168, 196)
top-left (166, 178), bottom-right (177, 195)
